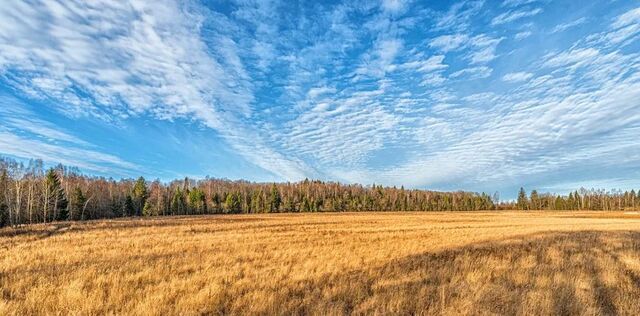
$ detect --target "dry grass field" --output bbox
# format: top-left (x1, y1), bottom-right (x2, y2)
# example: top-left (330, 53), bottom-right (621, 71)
top-left (2, 211), bottom-right (640, 315)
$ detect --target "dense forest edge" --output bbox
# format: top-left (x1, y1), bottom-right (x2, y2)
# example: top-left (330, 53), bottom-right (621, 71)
top-left (1, 156), bottom-right (639, 227)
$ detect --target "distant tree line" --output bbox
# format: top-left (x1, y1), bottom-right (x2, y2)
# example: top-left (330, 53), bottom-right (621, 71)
top-left (0, 156), bottom-right (497, 227)
top-left (1, 156), bottom-right (638, 227)
top-left (504, 187), bottom-right (640, 211)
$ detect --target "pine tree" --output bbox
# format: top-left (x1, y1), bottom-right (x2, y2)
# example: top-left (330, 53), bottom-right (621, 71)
top-left (188, 188), bottom-right (206, 214)
top-left (555, 196), bottom-right (564, 210)
top-left (132, 177), bottom-right (147, 216)
top-left (43, 168), bottom-right (67, 223)
top-left (124, 195), bottom-right (135, 217)
top-left (517, 187), bottom-right (528, 211)
top-left (69, 187), bottom-right (86, 221)
top-left (171, 188), bottom-right (184, 215)
top-left (225, 192), bottom-right (241, 214)
top-left (212, 193), bottom-right (222, 213)
top-left (57, 203), bottom-right (69, 221)
top-left (0, 202), bottom-right (7, 228)
top-left (302, 196), bottom-right (311, 212)
top-left (283, 197), bottom-right (294, 212)
top-left (269, 184), bottom-right (281, 213)
top-left (251, 190), bottom-right (263, 213)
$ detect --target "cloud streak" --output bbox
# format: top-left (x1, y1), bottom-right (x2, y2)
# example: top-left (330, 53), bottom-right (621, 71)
top-left (491, 8), bottom-right (543, 26)
top-left (0, 0), bottom-right (312, 180)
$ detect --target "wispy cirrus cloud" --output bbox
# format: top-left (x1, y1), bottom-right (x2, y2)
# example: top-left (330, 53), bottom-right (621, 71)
top-left (0, 0), bottom-right (313, 180)
top-left (367, 7), bottom-right (640, 192)
top-left (450, 66), bottom-right (493, 79)
top-left (354, 38), bottom-right (403, 79)
top-left (501, 0), bottom-right (538, 7)
top-left (491, 7), bottom-right (543, 26)
top-left (0, 96), bottom-right (138, 174)
top-left (514, 30), bottom-right (533, 40)
top-left (429, 33), bottom-right (503, 64)
top-left (551, 17), bottom-right (587, 33)
top-left (434, 0), bottom-right (485, 32)
top-left (502, 72), bottom-right (534, 82)
top-left (430, 34), bottom-right (469, 52)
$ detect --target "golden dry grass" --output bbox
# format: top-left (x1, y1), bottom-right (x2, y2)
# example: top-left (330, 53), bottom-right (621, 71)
top-left (2, 211), bottom-right (640, 315)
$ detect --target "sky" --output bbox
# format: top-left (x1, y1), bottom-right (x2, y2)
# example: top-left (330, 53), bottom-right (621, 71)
top-left (0, 0), bottom-right (639, 199)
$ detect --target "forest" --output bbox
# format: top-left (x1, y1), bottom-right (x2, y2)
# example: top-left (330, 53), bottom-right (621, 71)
top-left (0, 156), bottom-right (638, 227)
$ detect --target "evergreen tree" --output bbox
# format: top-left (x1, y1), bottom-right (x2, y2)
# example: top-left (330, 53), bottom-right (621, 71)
top-left (0, 202), bottom-right (7, 228)
top-left (555, 196), bottom-right (564, 210)
top-left (302, 196), bottom-right (312, 212)
top-left (269, 184), bottom-right (281, 213)
top-left (530, 190), bottom-right (539, 210)
top-left (251, 190), bottom-right (263, 213)
top-left (57, 204), bottom-right (69, 221)
top-left (110, 199), bottom-right (122, 219)
top-left (211, 193), bottom-right (222, 213)
top-left (283, 197), bottom-right (294, 212)
top-left (517, 187), bottom-right (528, 211)
top-left (43, 168), bottom-right (67, 223)
top-left (123, 195), bottom-right (135, 217)
top-left (132, 177), bottom-right (148, 216)
top-left (171, 188), bottom-right (185, 215)
top-left (69, 187), bottom-right (86, 221)
top-left (188, 188), bottom-right (206, 214)
top-left (225, 192), bottom-right (241, 214)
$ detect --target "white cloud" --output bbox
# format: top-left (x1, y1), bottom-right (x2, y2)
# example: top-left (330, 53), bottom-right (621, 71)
top-left (0, 98), bottom-right (138, 174)
top-left (0, 0), bottom-right (312, 180)
top-left (434, 1), bottom-right (485, 31)
top-left (450, 66), bottom-right (493, 79)
top-left (551, 17), bottom-right (587, 33)
top-left (429, 33), bottom-right (502, 64)
top-left (612, 7), bottom-right (640, 29)
top-left (605, 7), bottom-right (640, 45)
top-left (429, 34), bottom-right (469, 52)
top-left (462, 92), bottom-right (498, 103)
top-left (399, 55), bottom-right (448, 73)
top-left (282, 88), bottom-right (401, 167)
top-left (501, 0), bottom-right (538, 7)
top-left (543, 48), bottom-right (600, 68)
top-left (0, 100), bottom-right (88, 146)
top-left (515, 30), bottom-right (533, 40)
top-left (467, 35), bottom-right (504, 64)
top-left (359, 65), bottom-right (640, 190)
top-left (502, 72), bottom-right (534, 82)
top-left (0, 131), bottom-right (138, 175)
top-left (354, 38), bottom-right (403, 79)
top-left (381, 0), bottom-right (408, 14)
top-left (308, 86), bottom-right (338, 99)
top-left (357, 31), bottom-right (640, 190)
top-left (491, 8), bottom-right (543, 26)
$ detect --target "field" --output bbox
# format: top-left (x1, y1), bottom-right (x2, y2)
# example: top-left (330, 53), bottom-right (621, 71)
top-left (2, 212), bottom-right (640, 315)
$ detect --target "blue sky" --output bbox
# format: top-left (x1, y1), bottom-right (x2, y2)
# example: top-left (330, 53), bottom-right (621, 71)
top-left (1, 0), bottom-right (640, 198)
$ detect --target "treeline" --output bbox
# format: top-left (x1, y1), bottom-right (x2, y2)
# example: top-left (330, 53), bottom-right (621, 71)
top-left (0, 156), bottom-right (496, 227)
top-left (2, 156), bottom-right (638, 227)
top-left (506, 187), bottom-right (640, 211)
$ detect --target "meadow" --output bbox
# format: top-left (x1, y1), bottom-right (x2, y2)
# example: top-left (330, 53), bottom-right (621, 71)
top-left (2, 211), bottom-right (640, 315)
